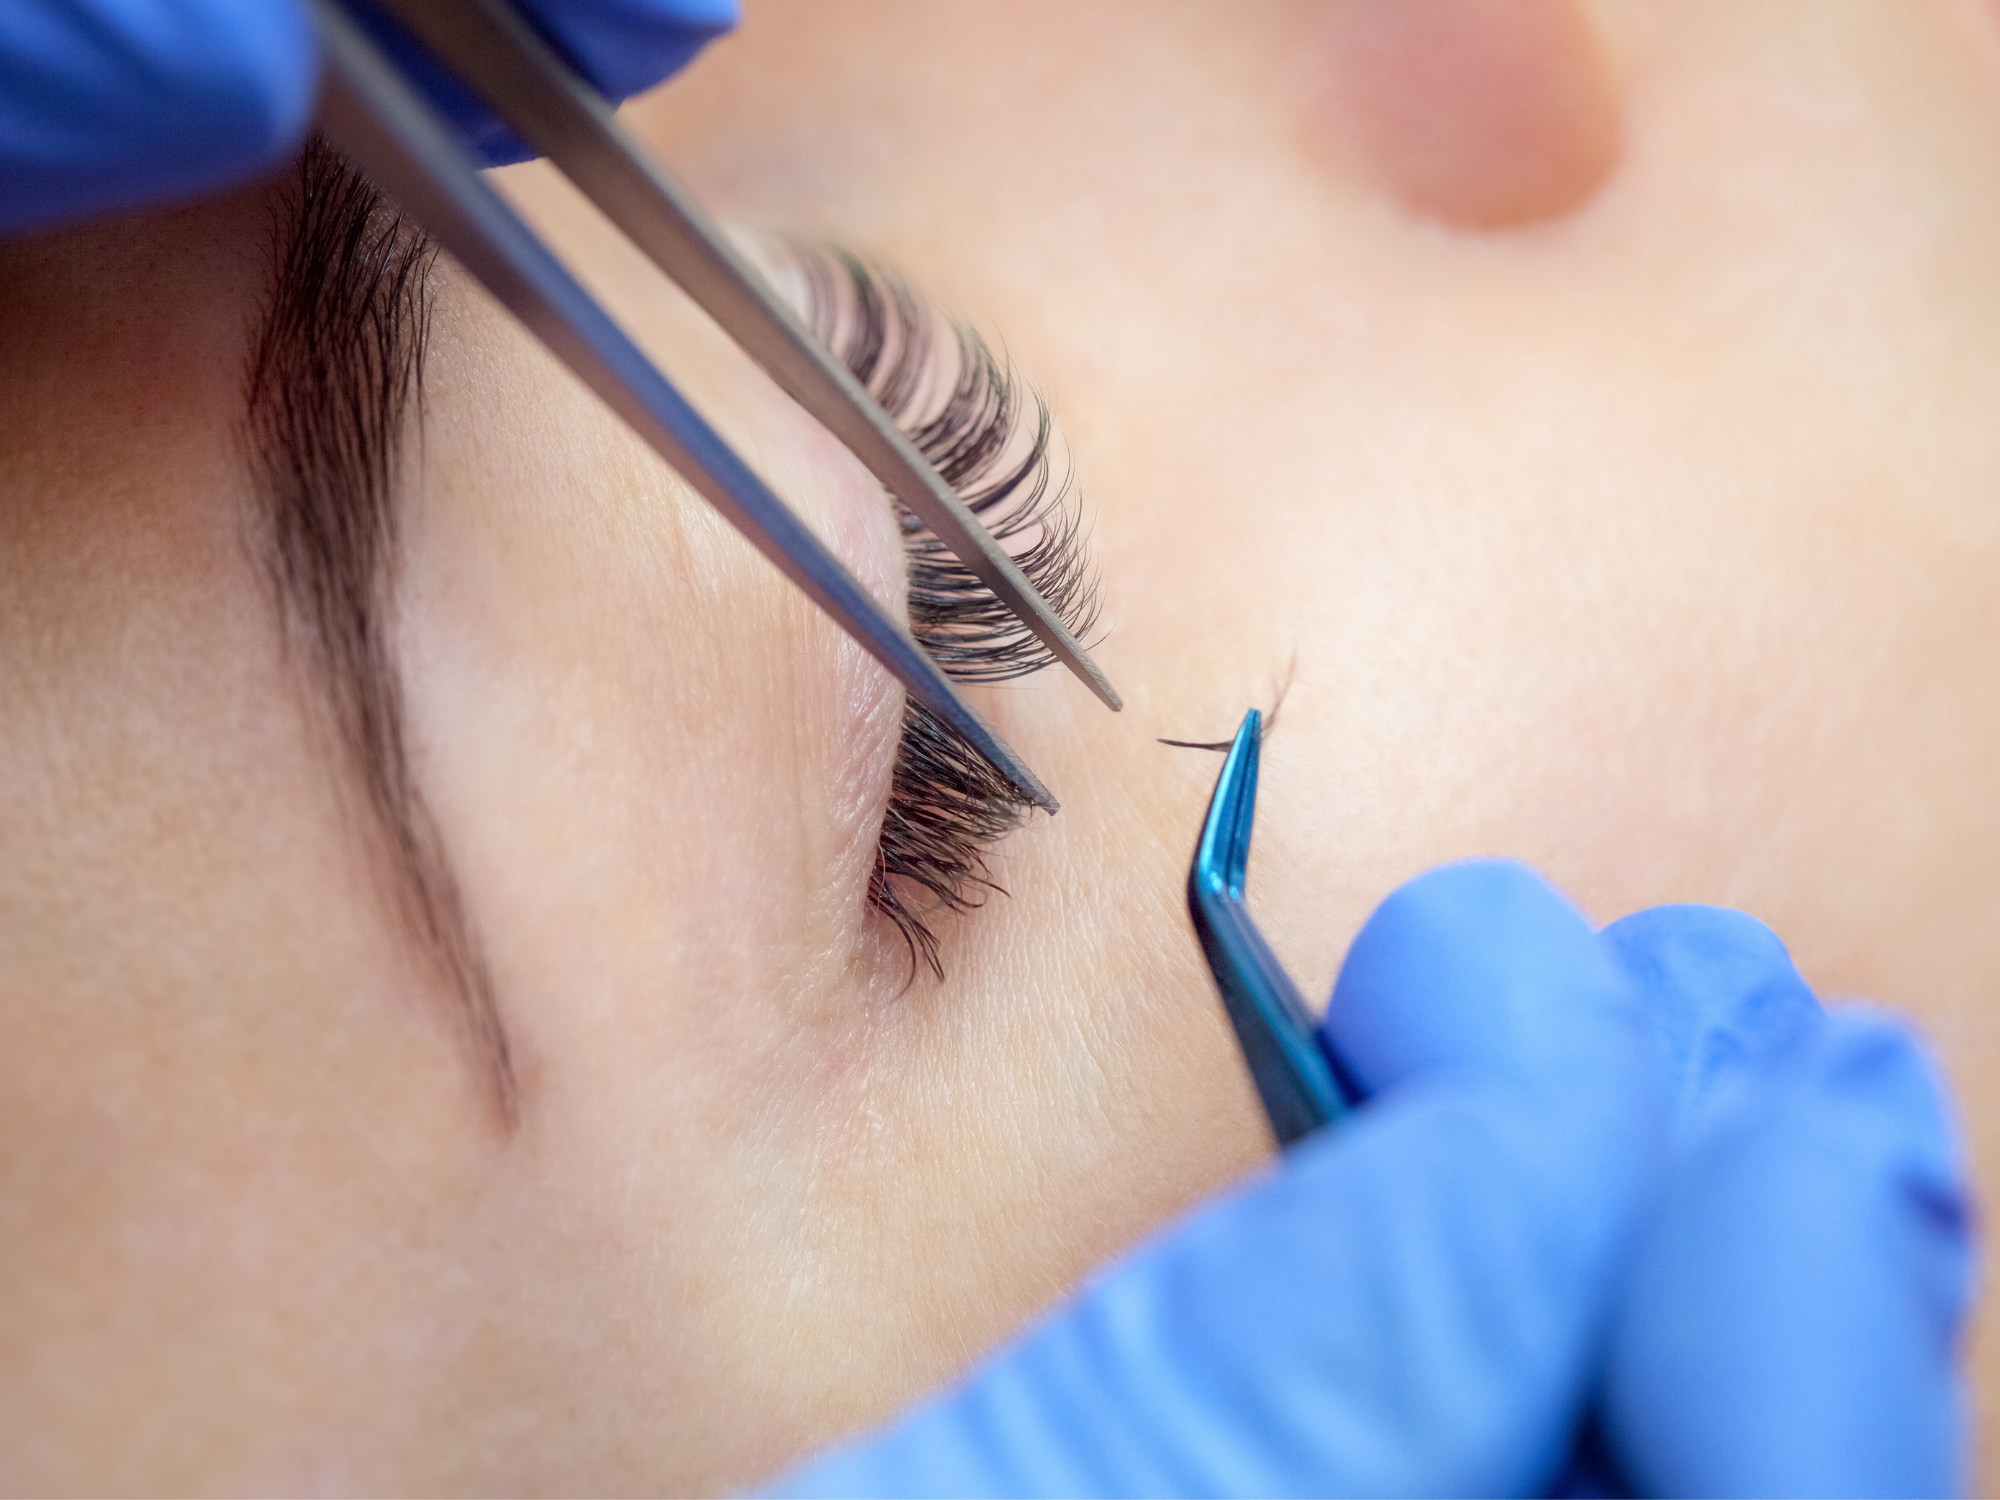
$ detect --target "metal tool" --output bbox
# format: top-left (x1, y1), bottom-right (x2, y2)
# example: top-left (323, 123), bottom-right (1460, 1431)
top-left (310, 0), bottom-right (1122, 814)
top-left (1187, 710), bottom-right (1356, 1146)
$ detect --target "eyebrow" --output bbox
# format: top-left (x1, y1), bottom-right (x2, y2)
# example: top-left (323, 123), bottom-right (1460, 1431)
top-left (242, 137), bottom-right (518, 1127)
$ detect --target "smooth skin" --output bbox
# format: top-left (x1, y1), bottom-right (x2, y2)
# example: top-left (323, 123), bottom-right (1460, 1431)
top-left (2, 0), bottom-right (1997, 1490)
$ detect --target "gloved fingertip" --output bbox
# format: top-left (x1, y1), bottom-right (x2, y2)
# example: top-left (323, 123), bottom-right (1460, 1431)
top-left (641, 0), bottom-right (742, 31)
top-left (336, 0), bottom-right (734, 170)
top-left (520, 0), bottom-right (739, 105)
top-left (1325, 859), bottom-right (1640, 1104)
top-left (104, 1), bottom-right (321, 167)
top-left (0, 0), bottom-right (318, 235)
top-left (1606, 1008), bottom-right (1975, 1498)
top-left (201, 3), bottom-right (321, 168)
top-left (1600, 904), bottom-right (1823, 1134)
top-left (1812, 1008), bottom-right (1975, 1311)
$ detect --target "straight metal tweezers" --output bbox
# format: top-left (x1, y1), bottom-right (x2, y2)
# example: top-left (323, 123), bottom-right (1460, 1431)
top-left (311, 0), bottom-right (1121, 814)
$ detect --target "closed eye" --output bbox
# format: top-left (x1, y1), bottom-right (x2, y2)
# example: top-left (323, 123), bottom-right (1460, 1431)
top-left (784, 242), bottom-right (1103, 980)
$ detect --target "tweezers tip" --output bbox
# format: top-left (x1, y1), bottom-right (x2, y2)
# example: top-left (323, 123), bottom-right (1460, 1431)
top-left (1006, 749), bottom-right (1060, 816)
top-left (1068, 650), bottom-right (1123, 712)
top-left (1232, 708), bottom-right (1262, 753)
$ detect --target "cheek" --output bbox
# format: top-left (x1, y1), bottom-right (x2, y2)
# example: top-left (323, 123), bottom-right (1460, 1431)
top-left (1313, 0), bottom-right (1625, 229)
top-left (383, 275), bottom-right (926, 1488)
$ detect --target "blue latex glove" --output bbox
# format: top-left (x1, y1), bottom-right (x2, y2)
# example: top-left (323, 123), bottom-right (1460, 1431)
top-left (1597, 907), bottom-right (1974, 1496)
top-left (0, 0), bottom-right (737, 236)
top-left (766, 863), bottom-right (1974, 1497)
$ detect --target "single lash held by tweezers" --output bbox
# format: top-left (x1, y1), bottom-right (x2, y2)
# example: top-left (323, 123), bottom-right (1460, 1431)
top-left (1159, 657), bottom-right (1296, 751)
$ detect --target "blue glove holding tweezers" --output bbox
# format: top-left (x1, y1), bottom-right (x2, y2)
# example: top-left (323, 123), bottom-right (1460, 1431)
top-left (0, 0), bottom-right (732, 233)
top-left (771, 714), bottom-right (1972, 1496)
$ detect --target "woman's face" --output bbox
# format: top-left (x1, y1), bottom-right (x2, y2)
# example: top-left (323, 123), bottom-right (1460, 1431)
top-left (6, 0), bottom-right (2000, 1489)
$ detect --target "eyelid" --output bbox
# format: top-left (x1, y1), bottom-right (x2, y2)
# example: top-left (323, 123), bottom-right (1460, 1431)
top-left (780, 241), bottom-right (1101, 979)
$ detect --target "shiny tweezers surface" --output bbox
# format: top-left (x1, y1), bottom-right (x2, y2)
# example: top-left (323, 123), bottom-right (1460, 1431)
top-left (309, 0), bottom-right (1123, 813)
top-left (1188, 711), bottom-right (1356, 1147)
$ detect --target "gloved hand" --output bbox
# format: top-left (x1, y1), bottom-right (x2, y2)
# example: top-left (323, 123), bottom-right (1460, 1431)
top-left (0, 0), bottom-right (737, 236)
top-left (765, 861), bottom-right (1973, 1497)
top-left (1594, 906), bottom-right (1973, 1496)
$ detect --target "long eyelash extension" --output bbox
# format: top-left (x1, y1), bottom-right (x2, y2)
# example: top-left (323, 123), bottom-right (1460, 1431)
top-left (1158, 657), bottom-right (1299, 751)
top-left (784, 242), bottom-right (1102, 978)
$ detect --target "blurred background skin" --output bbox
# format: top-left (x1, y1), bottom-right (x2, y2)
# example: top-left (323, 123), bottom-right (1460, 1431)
top-left (2, 0), bottom-right (1999, 1491)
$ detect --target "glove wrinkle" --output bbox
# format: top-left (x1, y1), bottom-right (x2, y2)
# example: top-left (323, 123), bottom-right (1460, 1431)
top-left (1594, 919), bottom-right (1974, 1500)
top-left (1600, 904), bottom-right (1823, 1141)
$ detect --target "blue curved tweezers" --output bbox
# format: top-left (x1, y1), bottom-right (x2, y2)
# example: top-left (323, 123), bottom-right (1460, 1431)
top-left (1188, 711), bottom-right (1358, 1147)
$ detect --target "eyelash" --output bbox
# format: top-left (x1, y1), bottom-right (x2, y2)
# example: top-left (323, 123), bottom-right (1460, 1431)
top-left (787, 243), bottom-right (1101, 979)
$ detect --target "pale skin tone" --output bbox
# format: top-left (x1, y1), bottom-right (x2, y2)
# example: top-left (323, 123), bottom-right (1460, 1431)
top-left (2, 0), bottom-right (1998, 1491)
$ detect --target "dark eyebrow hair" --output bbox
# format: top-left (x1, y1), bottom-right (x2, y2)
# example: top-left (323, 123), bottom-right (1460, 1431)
top-left (242, 137), bottom-right (518, 1127)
